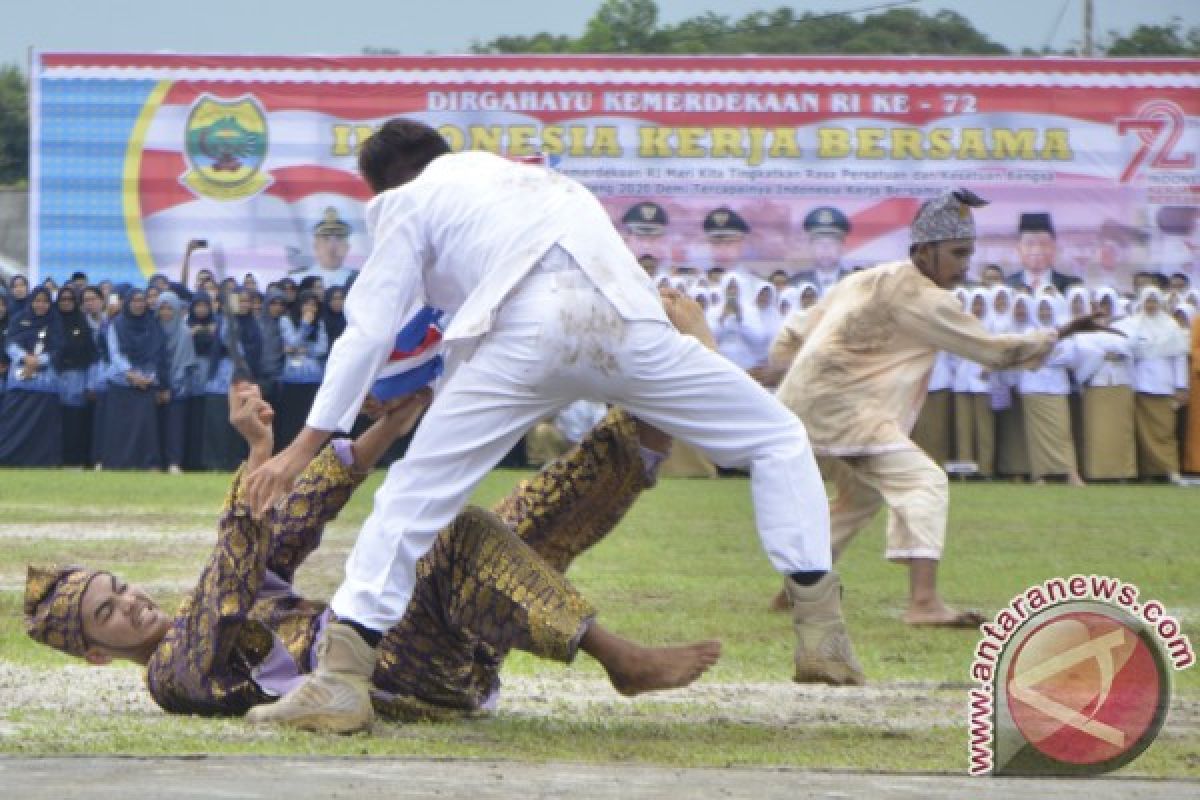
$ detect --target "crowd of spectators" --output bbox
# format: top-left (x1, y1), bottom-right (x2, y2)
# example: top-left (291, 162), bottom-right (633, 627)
top-left (0, 257), bottom-right (352, 471)
top-left (1, 249), bottom-right (1197, 482)
top-left (644, 261), bottom-right (1197, 484)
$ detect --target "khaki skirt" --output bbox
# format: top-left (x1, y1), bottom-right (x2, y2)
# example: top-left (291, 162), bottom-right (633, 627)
top-left (1135, 393), bottom-right (1179, 477)
top-left (911, 389), bottom-right (953, 467)
top-left (1082, 385), bottom-right (1136, 480)
top-left (1023, 393), bottom-right (1078, 479)
top-left (953, 392), bottom-right (994, 477)
top-left (995, 399), bottom-right (1030, 478)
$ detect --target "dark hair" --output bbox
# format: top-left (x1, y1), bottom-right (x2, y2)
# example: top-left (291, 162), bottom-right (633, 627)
top-left (358, 118), bottom-right (451, 194)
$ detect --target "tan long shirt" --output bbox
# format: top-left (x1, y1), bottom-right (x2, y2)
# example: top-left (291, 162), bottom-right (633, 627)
top-left (772, 260), bottom-right (1056, 456)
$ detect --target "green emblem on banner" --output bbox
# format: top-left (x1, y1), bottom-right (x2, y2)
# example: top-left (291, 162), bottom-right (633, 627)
top-left (182, 95), bottom-right (271, 201)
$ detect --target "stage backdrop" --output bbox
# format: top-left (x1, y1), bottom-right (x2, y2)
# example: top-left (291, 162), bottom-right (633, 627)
top-left (30, 54), bottom-right (1198, 290)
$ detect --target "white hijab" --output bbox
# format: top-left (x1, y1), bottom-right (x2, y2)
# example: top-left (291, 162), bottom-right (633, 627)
top-left (1114, 287), bottom-right (1190, 359)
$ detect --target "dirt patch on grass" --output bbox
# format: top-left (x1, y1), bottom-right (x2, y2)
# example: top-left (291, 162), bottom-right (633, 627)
top-left (2, 662), bottom-right (1196, 736)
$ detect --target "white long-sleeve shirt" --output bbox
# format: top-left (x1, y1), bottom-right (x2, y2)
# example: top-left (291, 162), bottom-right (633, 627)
top-left (1074, 332), bottom-right (1134, 388)
top-left (307, 151), bottom-right (667, 432)
top-left (1131, 353), bottom-right (1188, 395)
top-left (928, 350), bottom-right (958, 392)
top-left (1017, 338), bottom-right (1077, 396)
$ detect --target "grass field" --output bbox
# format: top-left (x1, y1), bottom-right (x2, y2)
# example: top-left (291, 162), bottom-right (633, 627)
top-left (0, 468), bottom-right (1197, 776)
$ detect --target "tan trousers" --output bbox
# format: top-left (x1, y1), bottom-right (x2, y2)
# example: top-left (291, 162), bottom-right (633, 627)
top-left (826, 446), bottom-right (948, 563)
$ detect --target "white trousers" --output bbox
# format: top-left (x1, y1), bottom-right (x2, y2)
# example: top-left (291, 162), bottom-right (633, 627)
top-left (331, 259), bottom-right (830, 630)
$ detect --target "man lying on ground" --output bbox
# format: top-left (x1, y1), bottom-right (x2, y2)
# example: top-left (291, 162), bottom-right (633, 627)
top-left (25, 376), bottom-right (719, 727)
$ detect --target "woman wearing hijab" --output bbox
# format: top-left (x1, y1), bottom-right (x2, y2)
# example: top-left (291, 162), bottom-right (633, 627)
top-left (8, 274), bottom-right (30, 316)
top-left (156, 291), bottom-right (198, 474)
top-left (1074, 289), bottom-right (1137, 481)
top-left (707, 273), bottom-right (760, 371)
top-left (989, 287), bottom-right (1029, 480)
top-left (0, 288), bottom-right (64, 466)
top-left (1117, 287), bottom-right (1191, 482)
top-left (322, 286), bottom-right (348, 347)
top-left (274, 289), bottom-right (329, 449)
top-left (183, 295), bottom-right (225, 470)
top-left (54, 286), bottom-right (100, 467)
top-left (79, 285), bottom-right (112, 467)
top-left (951, 289), bottom-right (995, 477)
top-left (257, 287), bottom-right (288, 404)
top-left (1017, 295), bottom-right (1085, 486)
top-left (98, 288), bottom-right (168, 469)
top-left (0, 291), bottom-right (10, 395)
top-left (741, 281), bottom-right (782, 380)
top-left (1184, 308), bottom-right (1200, 475)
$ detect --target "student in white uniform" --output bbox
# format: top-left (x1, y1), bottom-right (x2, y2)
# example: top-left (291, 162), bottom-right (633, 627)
top-left (952, 289), bottom-right (995, 477)
top-left (1015, 295), bottom-right (1085, 486)
top-left (1116, 287), bottom-right (1191, 482)
top-left (1074, 328), bottom-right (1137, 481)
top-left (244, 119), bottom-right (836, 732)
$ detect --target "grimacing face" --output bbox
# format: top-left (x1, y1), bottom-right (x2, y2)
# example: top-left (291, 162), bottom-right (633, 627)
top-left (916, 238), bottom-right (975, 289)
top-left (80, 572), bottom-right (171, 664)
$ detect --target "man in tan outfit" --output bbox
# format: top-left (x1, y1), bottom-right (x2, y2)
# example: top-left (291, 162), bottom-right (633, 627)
top-left (769, 190), bottom-right (1100, 676)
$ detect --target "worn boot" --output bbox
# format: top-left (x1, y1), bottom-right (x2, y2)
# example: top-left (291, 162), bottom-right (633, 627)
top-left (246, 622), bottom-right (377, 733)
top-left (785, 572), bottom-right (866, 686)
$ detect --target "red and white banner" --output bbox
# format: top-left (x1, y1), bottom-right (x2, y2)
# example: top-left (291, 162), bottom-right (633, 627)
top-left (32, 54), bottom-right (1199, 289)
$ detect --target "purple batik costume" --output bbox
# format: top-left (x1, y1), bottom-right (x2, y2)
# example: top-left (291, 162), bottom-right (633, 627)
top-left (145, 409), bottom-right (657, 719)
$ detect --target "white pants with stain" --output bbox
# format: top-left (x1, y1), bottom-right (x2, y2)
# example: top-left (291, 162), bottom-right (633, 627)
top-left (331, 251), bottom-right (830, 631)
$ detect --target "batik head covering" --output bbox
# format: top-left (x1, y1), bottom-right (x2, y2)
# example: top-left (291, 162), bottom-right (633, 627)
top-left (24, 565), bottom-right (102, 657)
top-left (910, 189), bottom-right (988, 245)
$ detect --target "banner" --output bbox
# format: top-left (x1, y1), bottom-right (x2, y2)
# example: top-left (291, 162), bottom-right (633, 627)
top-left (31, 54), bottom-right (1199, 291)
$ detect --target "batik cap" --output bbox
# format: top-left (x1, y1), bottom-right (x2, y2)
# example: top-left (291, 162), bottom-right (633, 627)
top-left (911, 189), bottom-right (988, 245)
top-left (24, 565), bottom-right (101, 657)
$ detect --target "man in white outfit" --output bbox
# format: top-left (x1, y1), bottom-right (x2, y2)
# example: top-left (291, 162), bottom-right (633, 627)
top-left (245, 119), bottom-right (853, 733)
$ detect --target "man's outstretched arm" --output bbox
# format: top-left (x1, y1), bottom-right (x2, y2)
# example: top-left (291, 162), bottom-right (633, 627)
top-left (244, 190), bottom-right (428, 515)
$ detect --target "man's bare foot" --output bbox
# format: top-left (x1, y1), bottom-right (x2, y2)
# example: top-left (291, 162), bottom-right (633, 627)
top-left (903, 603), bottom-right (985, 628)
top-left (581, 622), bottom-right (720, 697)
top-left (1068, 473), bottom-right (1087, 488)
top-left (604, 640), bottom-right (723, 697)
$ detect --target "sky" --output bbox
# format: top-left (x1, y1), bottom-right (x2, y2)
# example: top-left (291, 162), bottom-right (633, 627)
top-left (4, 0), bottom-right (1198, 69)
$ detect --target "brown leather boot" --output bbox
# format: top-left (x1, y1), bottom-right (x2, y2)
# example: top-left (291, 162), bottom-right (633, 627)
top-left (246, 622), bottom-right (376, 733)
top-left (785, 572), bottom-right (866, 686)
